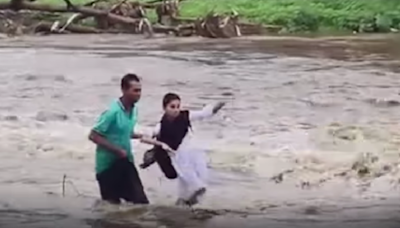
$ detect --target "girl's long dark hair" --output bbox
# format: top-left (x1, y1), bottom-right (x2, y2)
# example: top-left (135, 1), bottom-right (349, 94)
top-left (162, 92), bottom-right (180, 108)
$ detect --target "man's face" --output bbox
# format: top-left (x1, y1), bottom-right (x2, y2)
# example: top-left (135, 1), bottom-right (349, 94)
top-left (123, 80), bottom-right (142, 103)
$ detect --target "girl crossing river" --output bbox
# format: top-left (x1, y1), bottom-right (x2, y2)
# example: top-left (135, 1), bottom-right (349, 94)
top-left (140, 93), bottom-right (225, 206)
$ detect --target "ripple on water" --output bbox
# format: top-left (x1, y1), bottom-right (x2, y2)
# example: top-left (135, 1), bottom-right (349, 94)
top-left (14, 74), bottom-right (71, 83)
top-left (365, 98), bottom-right (400, 108)
top-left (0, 209), bottom-right (68, 224)
top-left (35, 111), bottom-right (69, 122)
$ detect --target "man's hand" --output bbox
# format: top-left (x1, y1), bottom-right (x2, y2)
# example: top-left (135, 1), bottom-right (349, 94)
top-left (160, 143), bottom-right (175, 155)
top-left (89, 130), bottom-right (128, 158)
top-left (117, 149), bottom-right (127, 158)
top-left (139, 137), bottom-right (175, 155)
top-left (131, 132), bottom-right (144, 139)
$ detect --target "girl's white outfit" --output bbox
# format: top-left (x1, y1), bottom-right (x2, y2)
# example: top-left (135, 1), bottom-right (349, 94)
top-left (153, 105), bottom-right (214, 201)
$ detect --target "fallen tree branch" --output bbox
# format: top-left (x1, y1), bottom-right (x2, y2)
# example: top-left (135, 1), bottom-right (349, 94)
top-left (0, 0), bottom-right (143, 24)
top-left (9, 0), bottom-right (24, 11)
top-left (62, 0), bottom-right (142, 25)
top-left (36, 17), bottom-right (101, 34)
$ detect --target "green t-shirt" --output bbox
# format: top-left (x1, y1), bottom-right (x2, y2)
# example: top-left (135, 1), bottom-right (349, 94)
top-left (92, 99), bottom-right (138, 174)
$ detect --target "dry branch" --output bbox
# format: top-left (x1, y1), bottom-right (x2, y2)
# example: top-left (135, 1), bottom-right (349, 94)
top-left (0, 0), bottom-right (144, 23)
top-left (35, 20), bottom-right (102, 34)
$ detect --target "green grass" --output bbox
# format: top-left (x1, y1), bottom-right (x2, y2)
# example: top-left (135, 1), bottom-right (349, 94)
top-left (2, 0), bottom-right (400, 33)
top-left (178, 0), bottom-right (400, 33)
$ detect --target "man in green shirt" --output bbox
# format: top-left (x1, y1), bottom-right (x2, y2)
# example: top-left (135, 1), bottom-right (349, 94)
top-left (89, 73), bottom-right (149, 204)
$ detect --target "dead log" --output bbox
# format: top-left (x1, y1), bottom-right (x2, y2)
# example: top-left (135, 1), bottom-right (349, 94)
top-left (192, 11), bottom-right (241, 38)
top-left (34, 21), bottom-right (102, 34)
top-left (92, 1), bottom-right (140, 27)
top-left (141, 0), bottom-right (188, 8)
top-left (64, 0), bottom-right (104, 24)
top-left (61, 0), bottom-right (144, 26)
top-left (0, 0), bottom-right (143, 24)
top-left (152, 23), bottom-right (178, 34)
top-left (90, 0), bottom-right (153, 35)
top-left (9, 0), bottom-right (24, 11)
top-left (154, 0), bottom-right (179, 25)
top-left (0, 2), bottom-right (70, 12)
top-left (144, 0), bottom-right (164, 4)
top-left (0, 12), bottom-right (24, 36)
top-left (1, 0), bottom-right (154, 35)
top-left (0, 2), bottom-right (11, 10)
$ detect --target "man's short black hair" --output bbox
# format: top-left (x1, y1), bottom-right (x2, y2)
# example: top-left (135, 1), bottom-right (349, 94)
top-left (121, 73), bottom-right (140, 90)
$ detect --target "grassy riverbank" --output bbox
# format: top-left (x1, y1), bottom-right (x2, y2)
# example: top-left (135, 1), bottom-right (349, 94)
top-left (2, 0), bottom-right (400, 34)
top-left (179, 0), bottom-right (400, 33)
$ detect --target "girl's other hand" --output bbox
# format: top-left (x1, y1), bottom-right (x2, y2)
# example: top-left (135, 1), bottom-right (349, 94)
top-left (213, 101), bottom-right (226, 114)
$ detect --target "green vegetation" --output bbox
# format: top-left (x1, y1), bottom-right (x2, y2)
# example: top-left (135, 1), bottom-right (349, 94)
top-left (178, 0), bottom-right (400, 33)
top-left (2, 0), bottom-right (400, 33)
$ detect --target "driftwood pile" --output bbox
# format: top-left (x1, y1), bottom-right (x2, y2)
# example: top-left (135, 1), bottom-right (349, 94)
top-left (0, 0), bottom-right (282, 38)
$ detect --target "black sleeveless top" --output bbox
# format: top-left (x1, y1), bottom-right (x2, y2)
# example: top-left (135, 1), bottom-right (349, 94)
top-left (157, 110), bottom-right (192, 150)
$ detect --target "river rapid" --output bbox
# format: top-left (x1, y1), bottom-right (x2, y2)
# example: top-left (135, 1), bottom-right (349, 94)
top-left (1, 34), bottom-right (400, 228)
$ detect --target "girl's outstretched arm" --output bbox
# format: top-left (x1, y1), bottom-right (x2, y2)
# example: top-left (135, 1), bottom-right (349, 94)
top-left (189, 101), bottom-right (226, 121)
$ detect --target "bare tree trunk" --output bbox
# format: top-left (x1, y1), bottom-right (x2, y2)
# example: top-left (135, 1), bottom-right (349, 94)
top-left (1, 0), bottom-right (143, 25)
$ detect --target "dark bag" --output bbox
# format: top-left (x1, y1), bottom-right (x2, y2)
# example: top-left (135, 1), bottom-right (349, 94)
top-left (139, 147), bottom-right (157, 169)
top-left (139, 146), bottom-right (178, 179)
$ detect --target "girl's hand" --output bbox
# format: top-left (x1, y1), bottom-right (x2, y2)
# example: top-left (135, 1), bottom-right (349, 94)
top-left (212, 101), bottom-right (226, 114)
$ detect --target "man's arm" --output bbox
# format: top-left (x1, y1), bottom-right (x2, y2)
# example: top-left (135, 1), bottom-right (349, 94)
top-left (88, 110), bottom-right (126, 158)
top-left (131, 132), bottom-right (144, 139)
top-left (189, 101), bottom-right (226, 121)
top-left (140, 137), bottom-right (174, 154)
top-left (89, 130), bottom-right (126, 158)
top-left (140, 137), bottom-right (164, 147)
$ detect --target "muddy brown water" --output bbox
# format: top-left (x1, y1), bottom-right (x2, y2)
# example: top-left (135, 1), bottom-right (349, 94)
top-left (1, 34), bottom-right (400, 228)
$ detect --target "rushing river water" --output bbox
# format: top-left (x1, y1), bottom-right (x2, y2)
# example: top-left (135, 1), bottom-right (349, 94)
top-left (1, 34), bottom-right (400, 228)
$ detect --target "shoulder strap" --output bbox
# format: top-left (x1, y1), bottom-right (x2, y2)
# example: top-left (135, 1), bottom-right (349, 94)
top-left (181, 110), bottom-right (193, 132)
